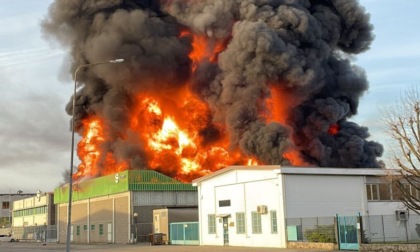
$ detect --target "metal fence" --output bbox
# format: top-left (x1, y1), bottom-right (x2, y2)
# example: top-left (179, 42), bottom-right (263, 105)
top-left (362, 214), bottom-right (420, 243)
top-left (137, 222), bottom-right (153, 242)
top-left (0, 225), bottom-right (57, 242)
top-left (286, 217), bottom-right (336, 243)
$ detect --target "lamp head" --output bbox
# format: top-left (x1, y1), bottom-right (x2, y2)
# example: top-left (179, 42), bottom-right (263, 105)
top-left (109, 59), bottom-right (124, 63)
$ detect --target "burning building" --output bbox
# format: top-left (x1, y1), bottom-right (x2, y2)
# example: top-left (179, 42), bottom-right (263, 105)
top-left (42, 0), bottom-right (383, 183)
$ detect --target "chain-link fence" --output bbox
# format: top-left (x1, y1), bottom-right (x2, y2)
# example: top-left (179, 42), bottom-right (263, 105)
top-left (362, 214), bottom-right (420, 243)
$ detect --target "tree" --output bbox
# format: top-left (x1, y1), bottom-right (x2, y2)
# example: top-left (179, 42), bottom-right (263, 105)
top-left (382, 86), bottom-right (420, 213)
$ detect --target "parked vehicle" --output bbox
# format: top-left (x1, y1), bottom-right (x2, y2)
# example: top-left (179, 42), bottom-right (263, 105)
top-left (0, 234), bottom-right (17, 242)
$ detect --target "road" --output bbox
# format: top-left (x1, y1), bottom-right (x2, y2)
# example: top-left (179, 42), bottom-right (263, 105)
top-left (0, 242), bottom-right (339, 252)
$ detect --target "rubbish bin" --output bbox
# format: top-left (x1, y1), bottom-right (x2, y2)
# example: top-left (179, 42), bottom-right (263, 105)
top-left (149, 233), bottom-right (163, 245)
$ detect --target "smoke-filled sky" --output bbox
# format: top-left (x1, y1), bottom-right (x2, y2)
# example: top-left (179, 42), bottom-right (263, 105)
top-left (0, 0), bottom-right (419, 193)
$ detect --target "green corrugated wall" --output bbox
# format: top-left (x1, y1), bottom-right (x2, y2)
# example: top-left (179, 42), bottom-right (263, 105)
top-left (54, 170), bottom-right (196, 204)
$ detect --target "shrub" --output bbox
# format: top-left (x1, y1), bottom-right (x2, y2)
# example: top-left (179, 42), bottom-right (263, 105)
top-left (304, 225), bottom-right (336, 243)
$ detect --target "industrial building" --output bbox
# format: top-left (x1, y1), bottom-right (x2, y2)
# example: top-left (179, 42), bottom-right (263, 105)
top-left (0, 192), bottom-right (36, 230)
top-left (192, 165), bottom-right (405, 249)
top-left (54, 170), bottom-right (198, 244)
top-left (11, 191), bottom-right (55, 241)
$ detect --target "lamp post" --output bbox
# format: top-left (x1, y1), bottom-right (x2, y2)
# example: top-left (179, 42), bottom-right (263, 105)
top-left (66, 58), bottom-right (124, 252)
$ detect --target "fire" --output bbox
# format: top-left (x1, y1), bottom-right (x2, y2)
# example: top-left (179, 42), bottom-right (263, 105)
top-left (181, 31), bottom-right (226, 72)
top-left (247, 158), bottom-right (259, 166)
top-left (75, 116), bottom-right (128, 179)
top-left (73, 30), bottom-right (303, 182)
top-left (328, 124), bottom-right (340, 135)
top-left (283, 149), bottom-right (306, 167)
top-left (133, 93), bottom-right (249, 181)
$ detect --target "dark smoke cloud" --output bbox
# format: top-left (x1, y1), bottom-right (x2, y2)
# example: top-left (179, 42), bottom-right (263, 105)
top-left (42, 0), bottom-right (383, 178)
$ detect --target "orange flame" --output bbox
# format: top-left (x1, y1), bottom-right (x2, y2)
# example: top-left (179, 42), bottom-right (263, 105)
top-left (76, 116), bottom-right (128, 179)
top-left (328, 123), bottom-right (340, 135)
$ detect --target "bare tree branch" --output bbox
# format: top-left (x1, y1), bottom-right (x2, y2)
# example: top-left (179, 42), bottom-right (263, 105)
top-left (381, 85), bottom-right (420, 212)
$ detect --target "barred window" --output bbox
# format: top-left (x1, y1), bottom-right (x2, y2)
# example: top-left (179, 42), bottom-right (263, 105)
top-left (208, 215), bottom-right (216, 234)
top-left (251, 212), bottom-right (262, 234)
top-left (99, 224), bottom-right (104, 235)
top-left (270, 211), bottom-right (278, 234)
top-left (236, 212), bottom-right (245, 234)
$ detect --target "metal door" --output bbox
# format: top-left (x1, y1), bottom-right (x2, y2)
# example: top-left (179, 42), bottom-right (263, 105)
top-left (70, 225), bottom-right (73, 242)
top-left (337, 215), bottom-right (359, 250)
top-left (107, 223), bottom-right (112, 243)
top-left (222, 217), bottom-right (229, 245)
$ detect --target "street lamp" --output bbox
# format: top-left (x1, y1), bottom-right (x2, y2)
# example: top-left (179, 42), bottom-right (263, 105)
top-left (66, 58), bottom-right (124, 252)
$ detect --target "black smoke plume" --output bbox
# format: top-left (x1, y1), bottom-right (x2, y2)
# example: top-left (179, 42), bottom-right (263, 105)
top-left (42, 0), bottom-right (383, 179)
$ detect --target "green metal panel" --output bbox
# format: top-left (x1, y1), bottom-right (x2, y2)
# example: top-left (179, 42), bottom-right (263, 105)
top-left (169, 222), bottom-right (199, 245)
top-left (54, 170), bottom-right (196, 204)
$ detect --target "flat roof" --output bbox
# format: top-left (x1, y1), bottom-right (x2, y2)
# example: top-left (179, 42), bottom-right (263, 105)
top-left (192, 165), bottom-right (399, 185)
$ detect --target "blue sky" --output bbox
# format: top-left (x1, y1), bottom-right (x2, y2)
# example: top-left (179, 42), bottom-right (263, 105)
top-left (0, 0), bottom-right (418, 193)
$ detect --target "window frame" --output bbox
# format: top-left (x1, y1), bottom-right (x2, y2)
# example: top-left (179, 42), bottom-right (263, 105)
top-left (270, 210), bottom-right (278, 234)
top-left (251, 212), bottom-right (262, 234)
top-left (208, 214), bottom-right (216, 234)
top-left (236, 212), bottom-right (245, 234)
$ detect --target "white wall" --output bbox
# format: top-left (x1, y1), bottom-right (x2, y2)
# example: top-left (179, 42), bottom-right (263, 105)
top-left (284, 174), bottom-right (366, 218)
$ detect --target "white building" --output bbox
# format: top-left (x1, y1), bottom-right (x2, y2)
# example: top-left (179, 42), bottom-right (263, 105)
top-left (192, 165), bottom-right (405, 248)
top-left (0, 192), bottom-right (36, 229)
top-left (12, 191), bottom-right (55, 228)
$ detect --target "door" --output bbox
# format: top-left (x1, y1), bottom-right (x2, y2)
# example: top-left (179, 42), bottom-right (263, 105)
top-left (107, 223), bottom-right (112, 243)
top-left (70, 225), bottom-right (73, 242)
top-left (222, 217), bottom-right (229, 246)
top-left (337, 215), bottom-right (359, 250)
top-left (154, 214), bottom-right (160, 233)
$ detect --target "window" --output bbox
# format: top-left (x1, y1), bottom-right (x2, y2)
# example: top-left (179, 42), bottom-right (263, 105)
top-left (391, 182), bottom-right (402, 200)
top-left (83, 225), bottom-right (87, 231)
top-left (91, 224), bottom-right (95, 231)
top-left (251, 212), bottom-right (262, 234)
top-left (236, 212), bottom-right (245, 234)
top-left (2, 202), bottom-right (9, 209)
top-left (99, 224), bottom-right (104, 235)
top-left (76, 226), bottom-right (80, 236)
top-left (366, 184), bottom-right (379, 200)
top-left (208, 215), bottom-right (216, 234)
top-left (219, 200), bottom-right (231, 207)
top-left (270, 211), bottom-right (278, 234)
top-left (379, 184), bottom-right (391, 200)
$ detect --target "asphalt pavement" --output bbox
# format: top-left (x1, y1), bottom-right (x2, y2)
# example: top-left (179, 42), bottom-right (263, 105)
top-left (0, 241), bottom-right (340, 252)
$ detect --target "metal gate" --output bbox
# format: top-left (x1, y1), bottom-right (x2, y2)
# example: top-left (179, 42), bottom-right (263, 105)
top-left (337, 215), bottom-right (359, 250)
top-left (169, 222), bottom-right (199, 245)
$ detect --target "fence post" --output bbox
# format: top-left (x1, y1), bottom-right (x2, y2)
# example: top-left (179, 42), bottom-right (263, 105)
top-left (300, 217), bottom-right (303, 241)
top-left (382, 215), bottom-right (385, 243)
top-left (357, 213), bottom-right (362, 246)
top-left (335, 214), bottom-right (340, 250)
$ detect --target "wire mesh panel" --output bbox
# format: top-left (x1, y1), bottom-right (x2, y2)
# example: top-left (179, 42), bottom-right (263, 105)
top-left (286, 217), bottom-right (335, 243)
top-left (5, 225), bottom-right (57, 242)
top-left (362, 214), bottom-right (420, 243)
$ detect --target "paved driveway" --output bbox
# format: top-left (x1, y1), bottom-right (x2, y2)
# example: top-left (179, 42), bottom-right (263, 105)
top-left (0, 242), bottom-right (339, 252)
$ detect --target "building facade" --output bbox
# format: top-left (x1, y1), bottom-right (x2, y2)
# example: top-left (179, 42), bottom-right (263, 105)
top-left (0, 192), bottom-right (36, 229)
top-left (54, 170), bottom-right (198, 244)
top-left (192, 165), bottom-right (401, 248)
